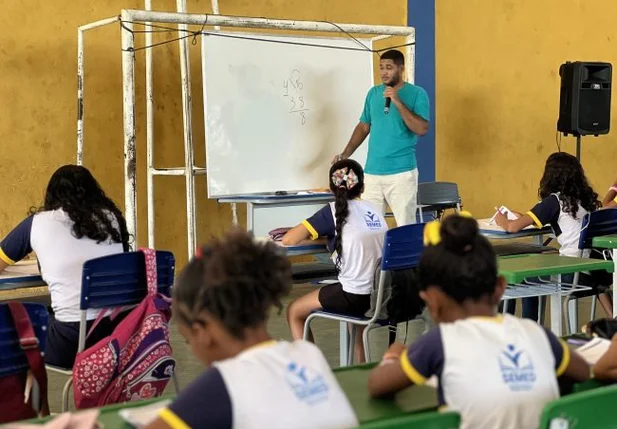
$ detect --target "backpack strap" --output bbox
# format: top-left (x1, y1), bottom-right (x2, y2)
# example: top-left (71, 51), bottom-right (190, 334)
top-left (139, 248), bottom-right (158, 297)
top-left (7, 302), bottom-right (48, 414)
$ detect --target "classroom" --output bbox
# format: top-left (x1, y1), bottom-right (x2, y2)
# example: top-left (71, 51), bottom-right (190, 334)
top-left (1, 0), bottom-right (617, 428)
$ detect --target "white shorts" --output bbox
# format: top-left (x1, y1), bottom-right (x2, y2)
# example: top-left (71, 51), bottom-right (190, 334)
top-left (363, 169), bottom-right (418, 226)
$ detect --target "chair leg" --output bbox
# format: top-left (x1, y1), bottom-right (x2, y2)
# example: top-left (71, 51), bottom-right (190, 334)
top-left (590, 295), bottom-right (597, 321)
top-left (567, 298), bottom-right (578, 334)
top-left (347, 324), bottom-right (356, 366)
top-left (62, 378), bottom-right (73, 412)
top-left (363, 325), bottom-right (372, 363)
top-left (501, 299), bottom-right (509, 315)
top-left (302, 315), bottom-right (314, 341)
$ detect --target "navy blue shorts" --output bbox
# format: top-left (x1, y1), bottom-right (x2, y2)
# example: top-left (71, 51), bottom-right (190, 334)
top-left (44, 311), bottom-right (129, 369)
top-left (318, 283), bottom-right (371, 318)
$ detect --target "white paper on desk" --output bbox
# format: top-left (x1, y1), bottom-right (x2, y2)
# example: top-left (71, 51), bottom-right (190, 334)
top-left (118, 399), bottom-right (171, 428)
top-left (576, 337), bottom-right (611, 364)
top-left (477, 219), bottom-right (536, 232)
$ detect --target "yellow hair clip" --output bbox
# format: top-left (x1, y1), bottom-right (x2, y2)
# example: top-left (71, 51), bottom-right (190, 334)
top-left (423, 221), bottom-right (441, 246)
top-left (459, 210), bottom-right (473, 218)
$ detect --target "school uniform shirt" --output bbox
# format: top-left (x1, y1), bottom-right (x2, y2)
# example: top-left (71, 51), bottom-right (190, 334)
top-left (0, 209), bottom-right (124, 322)
top-left (160, 340), bottom-right (358, 429)
top-left (527, 192), bottom-right (588, 257)
top-left (302, 200), bottom-right (387, 294)
top-left (401, 314), bottom-right (567, 429)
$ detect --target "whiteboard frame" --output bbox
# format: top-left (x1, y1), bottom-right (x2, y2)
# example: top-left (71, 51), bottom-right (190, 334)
top-left (78, 8), bottom-right (415, 257)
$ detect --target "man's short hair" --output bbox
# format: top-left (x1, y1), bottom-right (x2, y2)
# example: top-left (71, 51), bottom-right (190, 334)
top-left (380, 50), bottom-right (404, 67)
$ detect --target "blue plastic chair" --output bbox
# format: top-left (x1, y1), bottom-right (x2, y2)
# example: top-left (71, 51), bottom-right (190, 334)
top-left (566, 208), bottom-right (617, 333)
top-left (0, 303), bottom-right (49, 413)
top-left (47, 251), bottom-right (176, 411)
top-left (303, 224), bottom-right (425, 365)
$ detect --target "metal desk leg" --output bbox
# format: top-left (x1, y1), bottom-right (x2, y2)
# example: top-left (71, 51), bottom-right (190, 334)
top-left (534, 234), bottom-right (543, 246)
top-left (550, 275), bottom-right (563, 335)
top-left (340, 321), bottom-right (349, 367)
top-left (247, 202), bottom-right (254, 231)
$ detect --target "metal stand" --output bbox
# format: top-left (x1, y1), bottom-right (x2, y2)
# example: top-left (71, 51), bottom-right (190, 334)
top-left (576, 134), bottom-right (582, 161)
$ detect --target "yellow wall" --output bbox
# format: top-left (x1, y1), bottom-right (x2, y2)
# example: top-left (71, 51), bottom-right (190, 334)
top-left (436, 0), bottom-right (617, 217)
top-left (0, 0), bottom-right (407, 266)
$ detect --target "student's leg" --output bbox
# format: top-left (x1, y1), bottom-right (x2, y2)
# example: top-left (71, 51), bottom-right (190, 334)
top-left (287, 289), bottom-right (322, 341)
top-left (598, 293), bottom-right (614, 318)
top-left (362, 174), bottom-right (387, 214)
top-left (383, 169), bottom-right (418, 226)
top-left (353, 325), bottom-right (366, 364)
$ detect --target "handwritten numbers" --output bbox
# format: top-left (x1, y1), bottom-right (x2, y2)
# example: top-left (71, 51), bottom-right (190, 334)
top-left (282, 70), bottom-right (309, 126)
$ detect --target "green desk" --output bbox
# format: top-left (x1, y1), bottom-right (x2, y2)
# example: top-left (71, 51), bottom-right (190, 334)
top-left (498, 254), bottom-right (614, 335)
top-left (12, 364), bottom-right (437, 428)
top-left (591, 234), bottom-right (617, 317)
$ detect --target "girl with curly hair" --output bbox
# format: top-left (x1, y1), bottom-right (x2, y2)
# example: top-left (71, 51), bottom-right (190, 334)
top-left (495, 152), bottom-right (607, 319)
top-left (0, 165), bottom-right (130, 367)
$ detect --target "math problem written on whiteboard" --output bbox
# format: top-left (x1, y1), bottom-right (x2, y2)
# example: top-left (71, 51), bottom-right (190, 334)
top-left (283, 69), bottom-right (309, 125)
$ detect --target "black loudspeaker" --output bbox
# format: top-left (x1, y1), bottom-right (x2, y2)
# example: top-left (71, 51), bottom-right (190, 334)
top-left (558, 61), bottom-right (612, 136)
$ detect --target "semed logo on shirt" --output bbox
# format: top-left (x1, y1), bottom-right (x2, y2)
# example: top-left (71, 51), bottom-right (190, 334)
top-left (498, 344), bottom-right (536, 392)
top-left (364, 211), bottom-right (383, 230)
top-left (285, 362), bottom-right (329, 405)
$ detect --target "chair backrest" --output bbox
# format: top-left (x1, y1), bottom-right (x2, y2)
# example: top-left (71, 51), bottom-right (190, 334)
top-left (357, 411), bottom-right (461, 429)
top-left (80, 250), bottom-right (175, 310)
top-left (539, 384), bottom-right (617, 429)
top-left (418, 182), bottom-right (460, 207)
top-left (0, 303), bottom-right (48, 378)
top-left (381, 223), bottom-right (425, 271)
top-left (578, 208), bottom-right (617, 250)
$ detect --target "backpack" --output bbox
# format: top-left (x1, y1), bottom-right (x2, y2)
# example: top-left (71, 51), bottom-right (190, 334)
top-left (72, 249), bottom-right (176, 409)
top-left (0, 302), bottom-right (48, 423)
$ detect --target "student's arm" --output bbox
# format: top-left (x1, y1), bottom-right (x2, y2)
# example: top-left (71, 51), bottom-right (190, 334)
top-left (0, 216), bottom-right (34, 272)
top-left (384, 86), bottom-right (429, 136)
top-left (494, 212), bottom-right (535, 233)
top-left (593, 334), bottom-right (617, 380)
top-left (543, 328), bottom-right (590, 382)
top-left (368, 329), bottom-right (442, 398)
top-left (143, 368), bottom-right (232, 429)
top-left (281, 205), bottom-right (335, 246)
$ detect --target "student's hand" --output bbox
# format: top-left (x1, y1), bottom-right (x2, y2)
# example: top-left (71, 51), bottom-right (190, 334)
top-left (383, 86), bottom-right (400, 104)
top-left (331, 153), bottom-right (347, 165)
top-left (494, 211), bottom-right (509, 229)
top-left (382, 342), bottom-right (406, 361)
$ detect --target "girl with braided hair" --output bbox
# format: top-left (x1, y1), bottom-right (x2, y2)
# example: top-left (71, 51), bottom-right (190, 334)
top-left (283, 159), bottom-right (387, 363)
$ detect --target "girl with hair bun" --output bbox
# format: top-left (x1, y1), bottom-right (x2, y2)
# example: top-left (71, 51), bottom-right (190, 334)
top-left (368, 214), bottom-right (589, 429)
top-left (283, 159), bottom-right (387, 363)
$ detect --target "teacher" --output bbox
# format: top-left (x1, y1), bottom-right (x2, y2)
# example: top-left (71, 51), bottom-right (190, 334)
top-left (334, 49), bottom-right (430, 226)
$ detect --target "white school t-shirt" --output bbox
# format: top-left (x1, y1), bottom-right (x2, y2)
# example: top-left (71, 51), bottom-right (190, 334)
top-left (161, 340), bottom-right (358, 429)
top-left (303, 199), bottom-right (387, 294)
top-left (0, 209), bottom-right (125, 322)
top-left (401, 314), bottom-right (567, 429)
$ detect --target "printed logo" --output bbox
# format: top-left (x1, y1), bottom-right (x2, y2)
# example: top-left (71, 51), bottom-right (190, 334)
top-left (285, 362), bottom-right (329, 405)
top-left (364, 211), bottom-right (383, 229)
top-left (498, 344), bottom-right (536, 392)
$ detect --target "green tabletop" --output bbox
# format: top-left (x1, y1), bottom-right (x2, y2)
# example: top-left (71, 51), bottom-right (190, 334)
top-left (592, 234), bottom-right (617, 249)
top-left (13, 364), bottom-right (437, 428)
top-left (498, 254), bottom-right (614, 284)
top-left (335, 364), bottom-right (438, 424)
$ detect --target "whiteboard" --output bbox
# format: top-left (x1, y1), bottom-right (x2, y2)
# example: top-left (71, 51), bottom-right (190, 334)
top-left (201, 32), bottom-right (373, 197)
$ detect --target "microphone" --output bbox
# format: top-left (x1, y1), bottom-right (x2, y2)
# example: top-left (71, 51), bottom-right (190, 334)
top-left (384, 83), bottom-right (393, 115)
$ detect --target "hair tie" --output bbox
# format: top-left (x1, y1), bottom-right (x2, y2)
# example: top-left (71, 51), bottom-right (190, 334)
top-left (331, 167), bottom-right (359, 190)
top-left (423, 221), bottom-right (441, 246)
top-left (194, 247), bottom-right (204, 259)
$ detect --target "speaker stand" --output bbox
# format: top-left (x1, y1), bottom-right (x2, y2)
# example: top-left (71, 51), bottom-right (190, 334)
top-left (576, 135), bottom-right (582, 161)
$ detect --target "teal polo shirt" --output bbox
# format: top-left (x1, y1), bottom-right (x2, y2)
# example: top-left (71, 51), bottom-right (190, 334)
top-left (360, 83), bottom-right (430, 175)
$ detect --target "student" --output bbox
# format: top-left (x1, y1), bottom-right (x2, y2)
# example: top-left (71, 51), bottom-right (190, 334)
top-left (283, 159), bottom-right (387, 362)
top-left (145, 230), bottom-right (358, 429)
top-left (494, 152), bottom-right (609, 319)
top-left (368, 214), bottom-right (590, 429)
top-left (0, 165), bottom-right (130, 368)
